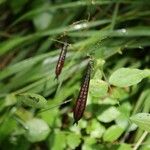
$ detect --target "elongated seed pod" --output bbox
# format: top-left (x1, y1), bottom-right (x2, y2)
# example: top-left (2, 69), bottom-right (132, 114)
top-left (73, 62), bottom-right (91, 124)
top-left (55, 43), bottom-right (68, 79)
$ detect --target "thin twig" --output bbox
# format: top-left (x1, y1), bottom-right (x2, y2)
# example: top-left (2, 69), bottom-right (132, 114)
top-left (133, 131), bottom-right (149, 150)
top-left (38, 99), bottom-right (72, 113)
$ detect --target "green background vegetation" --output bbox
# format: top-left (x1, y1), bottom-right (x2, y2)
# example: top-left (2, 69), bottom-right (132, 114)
top-left (0, 0), bottom-right (150, 149)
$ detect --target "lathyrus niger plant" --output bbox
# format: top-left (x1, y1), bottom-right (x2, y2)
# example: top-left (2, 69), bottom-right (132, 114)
top-left (0, 0), bottom-right (150, 150)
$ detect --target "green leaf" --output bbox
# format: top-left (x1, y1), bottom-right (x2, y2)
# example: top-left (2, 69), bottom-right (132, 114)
top-left (67, 133), bottom-right (81, 149)
top-left (86, 119), bottom-right (105, 138)
top-left (109, 68), bottom-right (150, 87)
top-left (103, 125), bottom-right (124, 142)
top-left (130, 113), bottom-right (150, 132)
top-left (0, 116), bottom-right (17, 141)
top-left (51, 130), bottom-right (67, 150)
top-left (95, 59), bottom-right (105, 69)
top-left (82, 137), bottom-right (97, 150)
top-left (82, 143), bottom-right (107, 150)
top-left (97, 106), bottom-right (120, 123)
top-left (16, 93), bottom-right (47, 108)
top-left (5, 94), bottom-right (17, 106)
top-left (90, 79), bottom-right (108, 98)
top-left (111, 87), bottom-right (129, 100)
top-left (25, 118), bottom-right (50, 142)
top-left (115, 102), bottom-right (132, 129)
top-left (39, 106), bottom-right (59, 127)
top-left (93, 69), bottom-right (102, 80)
top-left (99, 97), bottom-right (119, 105)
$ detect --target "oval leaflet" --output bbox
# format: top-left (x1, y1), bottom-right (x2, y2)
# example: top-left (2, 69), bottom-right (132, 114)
top-left (25, 118), bottom-right (50, 142)
top-left (109, 68), bottom-right (150, 87)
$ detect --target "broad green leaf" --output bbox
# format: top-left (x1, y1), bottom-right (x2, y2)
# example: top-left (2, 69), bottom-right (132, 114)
top-left (39, 104), bottom-right (59, 127)
top-left (109, 68), bottom-right (150, 87)
top-left (115, 102), bottom-right (132, 128)
top-left (51, 130), bottom-right (67, 150)
top-left (97, 106), bottom-right (120, 123)
top-left (130, 113), bottom-right (150, 132)
top-left (111, 87), bottom-right (129, 100)
top-left (25, 118), bottom-right (50, 142)
top-left (99, 97), bottom-right (119, 105)
top-left (82, 137), bottom-right (97, 150)
top-left (16, 93), bottom-right (47, 108)
top-left (93, 69), bottom-right (102, 79)
top-left (69, 124), bottom-right (81, 135)
top-left (103, 125), bottom-right (124, 142)
top-left (86, 119), bottom-right (105, 138)
top-left (90, 79), bottom-right (108, 98)
top-left (67, 133), bottom-right (81, 149)
top-left (95, 59), bottom-right (105, 69)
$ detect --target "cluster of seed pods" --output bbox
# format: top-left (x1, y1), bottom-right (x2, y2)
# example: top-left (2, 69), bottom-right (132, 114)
top-left (55, 43), bottom-right (91, 124)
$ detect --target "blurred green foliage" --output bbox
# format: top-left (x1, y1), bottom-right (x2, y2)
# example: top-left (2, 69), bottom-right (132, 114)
top-left (0, 0), bottom-right (150, 150)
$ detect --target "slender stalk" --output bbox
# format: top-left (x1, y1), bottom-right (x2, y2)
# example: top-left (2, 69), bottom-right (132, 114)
top-left (38, 99), bottom-right (72, 113)
top-left (133, 131), bottom-right (149, 150)
top-left (110, 2), bottom-right (120, 30)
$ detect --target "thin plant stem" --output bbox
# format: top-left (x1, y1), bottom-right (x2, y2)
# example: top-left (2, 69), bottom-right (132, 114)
top-left (38, 99), bottom-right (72, 113)
top-left (133, 131), bottom-right (149, 150)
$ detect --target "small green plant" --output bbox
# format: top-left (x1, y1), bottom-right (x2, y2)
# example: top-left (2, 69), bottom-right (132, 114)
top-left (0, 0), bottom-right (150, 150)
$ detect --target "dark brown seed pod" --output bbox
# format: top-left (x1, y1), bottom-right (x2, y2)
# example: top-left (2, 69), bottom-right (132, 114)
top-left (55, 42), bottom-right (68, 80)
top-left (73, 62), bottom-right (91, 124)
